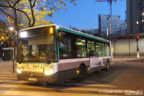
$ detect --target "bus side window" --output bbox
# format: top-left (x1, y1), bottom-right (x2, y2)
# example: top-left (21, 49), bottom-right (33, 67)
top-left (105, 43), bottom-right (110, 56)
top-left (95, 42), bottom-right (98, 57)
top-left (101, 43), bottom-right (105, 56)
top-left (75, 39), bottom-right (87, 58)
top-left (59, 32), bottom-right (73, 59)
top-left (96, 42), bottom-right (102, 57)
top-left (87, 40), bottom-right (95, 57)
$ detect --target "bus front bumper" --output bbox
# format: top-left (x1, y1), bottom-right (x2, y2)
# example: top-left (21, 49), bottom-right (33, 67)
top-left (17, 72), bottom-right (55, 83)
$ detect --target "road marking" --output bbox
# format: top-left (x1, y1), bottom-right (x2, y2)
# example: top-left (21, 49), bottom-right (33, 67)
top-left (0, 87), bottom-right (9, 95)
top-left (102, 70), bottom-right (124, 82)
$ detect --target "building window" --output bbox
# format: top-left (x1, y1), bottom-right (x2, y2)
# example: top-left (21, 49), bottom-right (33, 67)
top-left (142, 12), bottom-right (144, 16)
top-left (136, 21), bottom-right (139, 24)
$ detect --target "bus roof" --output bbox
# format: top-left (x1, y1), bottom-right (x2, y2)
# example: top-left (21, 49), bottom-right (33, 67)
top-left (56, 26), bottom-right (109, 43)
top-left (20, 24), bottom-right (109, 43)
top-left (20, 24), bottom-right (56, 31)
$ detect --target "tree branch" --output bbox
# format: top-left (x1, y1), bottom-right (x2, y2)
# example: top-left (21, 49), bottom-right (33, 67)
top-left (32, 0), bottom-right (37, 8)
top-left (29, 0), bottom-right (35, 27)
top-left (15, 8), bottom-right (31, 27)
top-left (14, 8), bottom-right (18, 30)
top-left (5, 0), bottom-right (12, 7)
top-left (0, 1), bottom-right (32, 27)
top-left (13, 0), bottom-right (21, 8)
top-left (0, 4), bottom-right (11, 8)
top-left (0, 8), bottom-right (15, 20)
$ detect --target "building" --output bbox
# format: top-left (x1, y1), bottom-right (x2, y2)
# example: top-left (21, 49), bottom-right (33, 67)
top-left (111, 0), bottom-right (144, 56)
top-left (99, 15), bottom-right (127, 36)
top-left (70, 27), bottom-right (99, 36)
top-left (112, 34), bottom-right (144, 56)
top-left (81, 29), bottom-right (99, 36)
top-left (127, 0), bottom-right (144, 34)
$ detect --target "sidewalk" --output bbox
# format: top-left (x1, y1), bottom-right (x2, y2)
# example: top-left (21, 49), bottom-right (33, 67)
top-left (113, 56), bottom-right (144, 61)
top-left (0, 60), bottom-right (15, 73)
top-left (0, 58), bottom-right (17, 81)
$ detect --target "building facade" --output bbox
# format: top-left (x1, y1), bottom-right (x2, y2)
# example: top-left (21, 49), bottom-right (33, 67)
top-left (112, 37), bottom-right (144, 56)
top-left (127, 0), bottom-right (144, 34)
top-left (99, 15), bottom-right (127, 36)
top-left (81, 29), bottom-right (99, 36)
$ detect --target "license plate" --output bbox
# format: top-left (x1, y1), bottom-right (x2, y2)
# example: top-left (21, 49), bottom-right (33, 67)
top-left (28, 78), bottom-right (37, 81)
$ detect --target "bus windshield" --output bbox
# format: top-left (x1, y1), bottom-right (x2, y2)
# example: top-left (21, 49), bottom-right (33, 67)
top-left (18, 35), bottom-right (56, 63)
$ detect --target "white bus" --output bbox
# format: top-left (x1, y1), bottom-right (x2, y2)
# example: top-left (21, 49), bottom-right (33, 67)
top-left (16, 24), bottom-right (112, 84)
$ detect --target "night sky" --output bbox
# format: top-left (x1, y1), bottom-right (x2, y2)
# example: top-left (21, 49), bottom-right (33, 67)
top-left (49, 0), bottom-right (126, 29)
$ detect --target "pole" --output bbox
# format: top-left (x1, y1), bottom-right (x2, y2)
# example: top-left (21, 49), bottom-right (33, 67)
top-left (13, 36), bottom-right (16, 73)
top-left (110, 24), bottom-right (112, 35)
top-left (110, 0), bottom-right (112, 16)
top-left (136, 39), bottom-right (140, 58)
top-left (107, 28), bottom-right (109, 36)
top-left (128, 35), bottom-right (130, 56)
top-left (9, 27), bottom-right (15, 73)
top-left (12, 29), bottom-right (18, 73)
top-left (13, 48), bottom-right (15, 73)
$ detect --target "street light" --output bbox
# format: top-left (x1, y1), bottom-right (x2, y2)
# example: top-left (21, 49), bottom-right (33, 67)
top-left (8, 26), bottom-right (15, 73)
top-left (9, 27), bottom-right (14, 31)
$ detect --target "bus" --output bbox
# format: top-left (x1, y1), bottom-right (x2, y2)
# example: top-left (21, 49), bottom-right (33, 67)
top-left (16, 24), bottom-right (112, 84)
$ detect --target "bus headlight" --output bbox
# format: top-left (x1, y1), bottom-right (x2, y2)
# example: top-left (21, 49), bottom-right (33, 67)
top-left (19, 31), bottom-right (28, 38)
top-left (44, 69), bottom-right (54, 76)
top-left (17, 69), bottom-right (22, 74)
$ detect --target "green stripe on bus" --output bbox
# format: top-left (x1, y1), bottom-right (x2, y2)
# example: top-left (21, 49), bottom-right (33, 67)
top-left (57, 27), bottom-right (109, 43)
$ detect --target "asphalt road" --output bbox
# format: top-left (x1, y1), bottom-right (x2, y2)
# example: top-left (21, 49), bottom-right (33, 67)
top-left (0, 57), bottom-right (144, 96)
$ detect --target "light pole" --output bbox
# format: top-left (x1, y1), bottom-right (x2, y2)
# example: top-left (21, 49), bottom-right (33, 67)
top-left (136, 35), bottom-right (140, 58)
top-left (9, 26), bottom-right (15, 73)
top-left (107, 28), bottom-right (109, 37)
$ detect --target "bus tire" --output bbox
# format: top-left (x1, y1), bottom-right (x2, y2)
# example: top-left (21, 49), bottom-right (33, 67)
top-left (40, 82), bottom-right (47, 86)
top-left (104, 60), bottom-right (110, 71)
top-left (75, 65), bottom-right (87, 81)
top-left (56, 80), bottom-right (64, 86)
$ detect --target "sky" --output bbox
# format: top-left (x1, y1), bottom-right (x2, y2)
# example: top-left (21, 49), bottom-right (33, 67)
top-left (49, 0), bottom-right (126, 29)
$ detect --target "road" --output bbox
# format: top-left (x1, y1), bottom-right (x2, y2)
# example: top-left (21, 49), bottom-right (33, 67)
top-left (0, 57), bottom-right (144, 96)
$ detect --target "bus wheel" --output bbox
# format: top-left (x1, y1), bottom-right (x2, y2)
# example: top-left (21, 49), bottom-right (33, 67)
top-left (40, 82), bottom-right (47, 86)
top-left (75, 66), bottom-right (87, 81)
top-left (56, 80), bottom-right (64, 86)
top-left (104, 61), bottom-right (110, 71)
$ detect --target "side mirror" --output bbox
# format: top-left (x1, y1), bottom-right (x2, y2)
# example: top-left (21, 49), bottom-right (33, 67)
top-left (58, 32), bottom-right (63, 42)
top-left (58, 32), bottom-right (66, 42)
